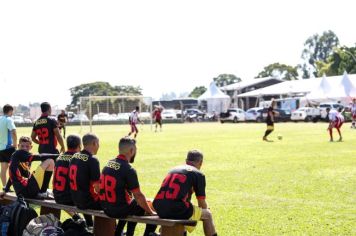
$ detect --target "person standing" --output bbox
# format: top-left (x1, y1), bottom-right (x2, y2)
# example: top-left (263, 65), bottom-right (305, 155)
top-left (152, 106), bottom-right (163, 132)
top-left (128, 106), bottom-right (143, 139)
top-left (263, 100), bottom-right (278, 142)
top-left (99, 136), bottom-right (157, 236)
top-left (0, 104), bottom-right (17, 190)
top-left (57, 110), bottom-right (68, 138)
top-left (31, 102), bottom-right (65, 154)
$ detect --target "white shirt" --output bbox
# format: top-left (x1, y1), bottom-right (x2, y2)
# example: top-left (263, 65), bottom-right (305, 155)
top-left (328, 110), bottom-right (338, 122)
top-left (129, 110), bottom-right (139, 124)
top-left (351, 103), bottom-right (356, 114)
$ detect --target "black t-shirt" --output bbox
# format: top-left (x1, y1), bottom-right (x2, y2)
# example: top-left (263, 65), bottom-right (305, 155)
top-left (69, 149), bottom-right (100, 209)
top-left (9, 150), bottom-right (40, 197)
top-left (153, 164), bottom-right (206, 219)
top-left (99, 155), bottom-right (140, 214)
top-left (32, 115), bottom-right (59, 154)
top-left (266, 106), bottom-right (274, 124)
top-left (53, 150), bottom-right (76, 204)
top-left (57, 114), bottom-right (68, 125)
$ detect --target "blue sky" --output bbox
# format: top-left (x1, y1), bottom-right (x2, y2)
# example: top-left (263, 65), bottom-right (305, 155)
top-left (1, 0), bottom-right (355, 108)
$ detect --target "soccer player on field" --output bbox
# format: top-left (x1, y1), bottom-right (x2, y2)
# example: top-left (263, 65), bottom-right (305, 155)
top-left (128, 106), bottom-right (143, 139)
top-left (57, 110), bottom-right (68, 138)
top-left (351, 98), bottom-right (356, 128)
top-left (31, 102), bottom-right (65, 154)
top-left (153, 150), bottom-right (217, 236)
top-left (0, 104), bottom-right (17, 190)
top-left (152, 106), bottom-right (163, 132)
top-left (263, 99), bottom-right (278, 142)
top-left (3, 136), bottom-right (57, 199)
top-left (327, 107), bottom-right (344, 142)
top-left (69, 133), bottom-right (101, 211)
top-left (99, 136), bottom-right (157, 236)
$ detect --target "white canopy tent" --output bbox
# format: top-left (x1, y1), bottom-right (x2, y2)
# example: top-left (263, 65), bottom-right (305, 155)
top-left (198, 82), bottom-right (231, 113)
top-left (237, 73), bottom-right (356, 104)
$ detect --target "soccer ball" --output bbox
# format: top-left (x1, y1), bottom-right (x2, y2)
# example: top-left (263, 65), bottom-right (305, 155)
top-left (277, 134), bottom-right (283, 140)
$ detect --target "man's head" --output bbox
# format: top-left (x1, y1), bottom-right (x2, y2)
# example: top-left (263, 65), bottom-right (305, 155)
top-left (326, 107), bottom-right (331, 113)
top-left (353, 98), bottom-right (356, 103)
top-left (61, 110), bottom-right (65, 114)
top-left (18, 136), bottom-right (32, 152)
top-left (3, 104), bottom-right (14, 116)
top-left (82, 133), bottom-right (99, 155)
top-left (67, 135), bottom-right (81, 152)
top-left (186, 150), bottom-right (203, 170)
top-left (118, 136), bottom-right (137, 163)
top-left (40, 102), bottom-right (52, 115)
top-left (135, 106), bottom-right (140, 112)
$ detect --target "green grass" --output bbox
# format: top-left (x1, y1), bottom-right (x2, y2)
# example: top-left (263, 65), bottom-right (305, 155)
top-left (11, 122), bottom-right (356, 235)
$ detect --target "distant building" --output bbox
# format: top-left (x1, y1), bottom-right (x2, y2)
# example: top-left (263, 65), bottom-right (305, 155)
top-left (220, 77), bottom-right (283, 110)
top-left (152, 98), bottom-right (198, 110)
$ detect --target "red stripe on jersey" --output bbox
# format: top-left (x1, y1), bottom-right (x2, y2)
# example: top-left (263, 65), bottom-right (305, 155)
top-left (196, 196), bottom-right (206, 200)
top-left (125, 190), bottom-right (132, 204)
top-left (116, 154), bottom-right (128, 162)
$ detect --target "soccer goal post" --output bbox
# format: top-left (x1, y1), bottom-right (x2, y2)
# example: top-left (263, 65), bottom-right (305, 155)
top-left (78, 95), bottom-right (153, 132)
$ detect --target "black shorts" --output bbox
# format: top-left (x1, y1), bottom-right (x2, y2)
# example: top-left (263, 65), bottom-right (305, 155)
top-left (0, 147), bottom-right (16, 163)
top-left (103, 200), bottom-right (144, 218)
top-left (76, 199), bottom-right (102, 211)
top-left (266, 121), bottom-right (274, 126)
top-left (15, 176), bottom-right (40, 198)
top-left (155, 119), bottom-right (162, 125)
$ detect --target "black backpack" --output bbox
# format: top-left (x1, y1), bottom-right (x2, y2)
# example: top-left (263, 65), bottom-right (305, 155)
top-left (61, 214), bottom-right (93, 236)
top-left (0, 195), bottom-right (38, 236)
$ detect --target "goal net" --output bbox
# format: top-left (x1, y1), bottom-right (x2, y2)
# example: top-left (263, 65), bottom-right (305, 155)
top-left (77, 95), bottom-right (153, 132)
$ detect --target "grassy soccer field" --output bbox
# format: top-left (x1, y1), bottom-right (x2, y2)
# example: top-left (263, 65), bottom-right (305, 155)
top-left (11, 122), bottom-right (356, 235)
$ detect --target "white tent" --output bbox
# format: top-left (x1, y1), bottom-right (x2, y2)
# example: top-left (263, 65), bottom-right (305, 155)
top-left (198, 82), bottom-right (231, 113)
top-left (305, 75), bottom-right (332, 100)
top-left (326, 71), bottom-right (356, 99)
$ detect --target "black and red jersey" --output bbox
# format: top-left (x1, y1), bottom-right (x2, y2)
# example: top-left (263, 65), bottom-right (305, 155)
top-left (9, 150), bottom-right (40, 197)
top-left (153, 110), bottom-right (162, 120)
top-left (32, 115), bottom-right (59, 154)
top-left (69, 149), bottom-right (100, 209)
top-left (153, 164), bottom-right (206, 219)
top-left (53, 150), bottom-right (76, 204)
top-left (99, 155), bottom-right (140, 214)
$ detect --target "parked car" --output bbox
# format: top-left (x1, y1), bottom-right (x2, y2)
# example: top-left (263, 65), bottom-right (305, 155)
top-left (184, 109), bottom-right (206, 121)
top-left (161, 109), bottom-right (178, 119)
top-left (291, 107), bottom-right (320, 122)
top-left (70, 114), bottom-right (89, 122)
top-left (245, 107), bottom-right (264, 122)
top-left (13, 115), bottom-right (25, 124)
top-left (220, 108), bottom-right (246, 123)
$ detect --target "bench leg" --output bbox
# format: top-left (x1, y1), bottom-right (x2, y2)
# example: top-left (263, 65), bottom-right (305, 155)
top-left (40, 206), bottom-right (61, 219)
top-left (161, 225), bottom-right (185, 236)
top-left (94, 216), bottom-right (116, 236)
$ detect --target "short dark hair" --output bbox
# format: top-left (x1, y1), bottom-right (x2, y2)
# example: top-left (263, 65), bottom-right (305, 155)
top-left (136, 106), bottom-right (140, 111)
top-left (119, 136), bottom-right (136, 151)
top-left (82, 133), bottom-right (99, 146)
top-left (67, 135), bottom-right (81, 149)
top-left (19, 136), bottom-right (32, 144)
top-left (3, 104), bottom-right (14, 114)
top-left (41, 102), bottom-right (51, 113)
top-left (186, 150), bottom-right (203, 163)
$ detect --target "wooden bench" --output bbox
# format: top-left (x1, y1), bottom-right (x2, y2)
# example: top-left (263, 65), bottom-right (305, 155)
top-left (0, 192), bottom-right (197, 236)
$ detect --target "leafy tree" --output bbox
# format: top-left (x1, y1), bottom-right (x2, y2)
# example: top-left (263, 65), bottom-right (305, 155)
top-left (189, 86), bottom-right (207, 98)
top-left (317, 45), bottom-right (356, 76)
top-left (300, 30), bottom-right (339, 78)
top-left (213, 74), bottom-right (241, 87)
top-left (69, 82), bottom-right (142, 106)
top-left (255, 63), bottom-right (299, 80)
